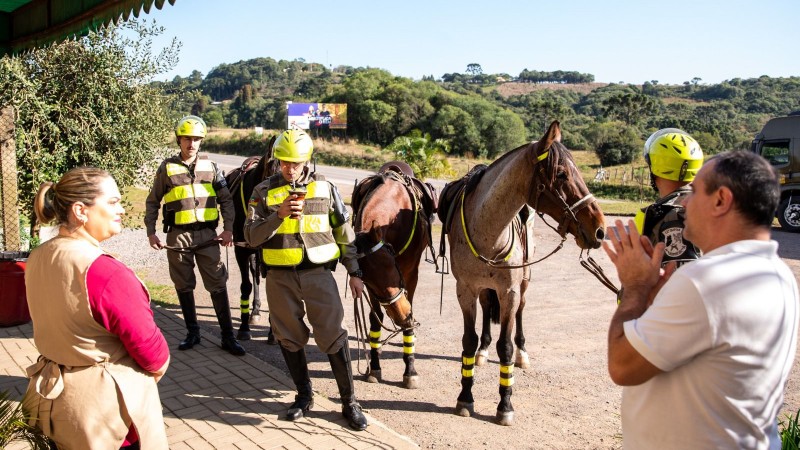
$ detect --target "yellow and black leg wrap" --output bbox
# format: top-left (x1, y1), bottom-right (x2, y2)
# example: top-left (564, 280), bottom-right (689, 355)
top-left (403, 333), bottom-right (415, 355)
top-left (240, 298), bottom-right (250, 315)
top-left (369, 330), bottom-right (381, 350)
top-left (499, 364), bottom-right (514, 387)
top-left (461, 355), bottom-right (476, 379)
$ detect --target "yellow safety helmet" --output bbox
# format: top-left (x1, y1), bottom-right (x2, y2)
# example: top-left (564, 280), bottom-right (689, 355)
top-left (644, 128), bottom-right (704, 182)
top-left (273, 129), bottom-right (313, 162)
top-left (175, 115), bottom-right (207, 140)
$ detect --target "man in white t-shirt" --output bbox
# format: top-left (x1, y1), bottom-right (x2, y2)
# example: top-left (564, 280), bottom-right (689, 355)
top-left (603, 150), bottom-right (799, 449)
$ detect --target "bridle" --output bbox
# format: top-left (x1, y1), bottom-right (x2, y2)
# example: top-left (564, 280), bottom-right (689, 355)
top-left (354, 239), bottom-right (408, 308)
top-left (351, 237), bottom-right (419, 374)
top-left (459, 148), bottom-right (597, 269)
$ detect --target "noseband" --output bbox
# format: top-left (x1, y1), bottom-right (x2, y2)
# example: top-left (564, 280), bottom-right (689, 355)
top-left (459, 149), bottom-right (598, 268)
top-left (528, 150), bottom-right (596, 238)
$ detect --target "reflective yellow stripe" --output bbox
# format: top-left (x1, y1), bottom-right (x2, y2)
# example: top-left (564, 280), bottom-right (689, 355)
top-left (500, 376), bottom-right (515, 387)
top-left (306, 242), bottom-right (340, 263)
top-left (164, 183), bottom-right (215, 203)
top-left (240, 298), bottom-right (250, 314)
top-left (537, 150), bottom-right (550, 162)
top-left (174, 208), bottom-right (219, 225)
top-left (461, 355), bottom-right (475, 378)
top-left (403, 334), bottom-right (415, 354)
top-left (500, 364), bottom-right (515, 386)
top-left (397, 193), bottom-right (418, 256)
top-left (634, 209), bottom-right (646, 234)
top-left (460, 190), bottom-right (514, 262)
top-left (369, 330), bottom-right (381, 349)
top-left (166, 163), bottom-right (189, 176)
top-left (263, 248), bottom-right (303, 266)
top-left (263, 180), bottom-right (338, 266)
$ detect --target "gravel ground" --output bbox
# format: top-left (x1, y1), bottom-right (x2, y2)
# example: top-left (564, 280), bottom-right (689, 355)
top-left (98, 218), bottom-right (800, 449)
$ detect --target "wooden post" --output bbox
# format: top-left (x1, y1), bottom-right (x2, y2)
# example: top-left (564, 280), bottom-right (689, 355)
top-left (0, 106), bottom-right (20, 251)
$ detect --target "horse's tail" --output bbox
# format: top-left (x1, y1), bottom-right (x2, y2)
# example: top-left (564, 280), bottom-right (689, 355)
top-left (487, 290), bottom-right (500, 325)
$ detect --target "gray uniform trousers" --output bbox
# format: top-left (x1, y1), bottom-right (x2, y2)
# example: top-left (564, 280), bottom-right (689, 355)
top-left (264, 266), bottom-right (347, 354)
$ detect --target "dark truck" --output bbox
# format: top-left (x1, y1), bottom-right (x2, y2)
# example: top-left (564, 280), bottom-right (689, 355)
top-left (751, 112), bottom-right (800, 232)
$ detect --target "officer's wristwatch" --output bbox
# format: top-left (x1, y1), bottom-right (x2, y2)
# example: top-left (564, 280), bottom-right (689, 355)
top-left (349, 269), bottom-right (363, 278)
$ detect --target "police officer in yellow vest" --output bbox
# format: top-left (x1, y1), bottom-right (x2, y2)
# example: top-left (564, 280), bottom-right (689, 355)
top-left (244, 129), bottom-right (368, 431)
top-left (144, 115), bottom-right (246, 356)
top-left (635, 128), bottom-right (704, 267)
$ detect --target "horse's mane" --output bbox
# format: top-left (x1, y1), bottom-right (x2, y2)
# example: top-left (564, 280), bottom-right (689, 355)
top-left (485, 139), bottom-right (571, 186)
top-left (351, 172), bottom-right (392, 225)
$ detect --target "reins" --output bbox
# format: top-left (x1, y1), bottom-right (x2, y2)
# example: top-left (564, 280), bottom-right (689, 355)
top-left (163, 239), bottom-right (221, 254)
top-left (456, 150), bottom-right (597, 270)
top-left (579, 251), bottom-right (620, 295)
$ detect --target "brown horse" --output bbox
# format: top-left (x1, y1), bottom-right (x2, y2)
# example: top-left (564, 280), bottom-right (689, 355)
top-left (351, 162), bottom-right (437, 389)
top-left (438, 121), bottom-right (605, 425)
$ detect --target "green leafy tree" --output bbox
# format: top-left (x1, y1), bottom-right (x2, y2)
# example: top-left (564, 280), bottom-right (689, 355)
top-left (387, 130), bottom-right (451, 179)
top-left (0, 19), bottom-right (179, 227)
top-left (466, 63), bottom-right (483, 76)
top-left (431, 104), bottom-right (483, 156)
top-left (585, 121), bottom-right (641, 166)
top-left (602, 91), bottom-right (659, 126)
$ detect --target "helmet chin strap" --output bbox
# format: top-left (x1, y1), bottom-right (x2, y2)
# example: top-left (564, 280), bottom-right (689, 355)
top-left (649, 171), bottom-right (659, 193)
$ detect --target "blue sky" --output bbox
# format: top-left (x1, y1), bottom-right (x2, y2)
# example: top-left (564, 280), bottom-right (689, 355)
top-left (145, 0), bottom-right (799, 85)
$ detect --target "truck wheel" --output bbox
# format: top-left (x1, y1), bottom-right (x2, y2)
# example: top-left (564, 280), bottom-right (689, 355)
top-left (777, 199), bottom-right (800, 232)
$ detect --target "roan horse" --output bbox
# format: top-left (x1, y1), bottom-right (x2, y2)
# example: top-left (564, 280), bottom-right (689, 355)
top-left (350, 161), bottom-right (437, 389)
top-left (438, 121), bottom-right (605, 425)
top-left (226, 143), bottom-right (278, 342)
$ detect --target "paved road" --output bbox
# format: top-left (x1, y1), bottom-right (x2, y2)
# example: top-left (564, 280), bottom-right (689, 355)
top-left (210, 153), bottom-right (449, 198)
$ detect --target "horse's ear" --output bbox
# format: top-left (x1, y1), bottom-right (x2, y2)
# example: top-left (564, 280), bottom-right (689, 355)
top-left (533, 121), bottom-right (562, 161)
top-left (267, 135), bottom-right (277, 160)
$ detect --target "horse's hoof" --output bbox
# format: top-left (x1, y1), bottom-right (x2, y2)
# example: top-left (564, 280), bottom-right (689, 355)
top-left (402, 375), bottom-right (419, 389)
top-left (515, 350), bottom-right (530, 369)
top-left (249, 314), bottom-right (261, 325)
top-left (365, 370), bottom-right (382, 383)
top-left (455, 401), bottom-right (474, 417)
top-left (476, 350), bottom-right (489, 366)
top-left (496, 410), bottom-right (514, 426)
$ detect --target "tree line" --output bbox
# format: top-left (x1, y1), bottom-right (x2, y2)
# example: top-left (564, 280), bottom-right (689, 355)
top-left (162, 56), bottom-right (800, 166)
top-left (4, 18), bottom-right (800, 230)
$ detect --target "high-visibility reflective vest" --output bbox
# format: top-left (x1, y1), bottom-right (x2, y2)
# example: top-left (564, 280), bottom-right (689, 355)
top-left (262, 180), bottom-right (340, 266)
top-left (163, 158), bottom-right (219, 225)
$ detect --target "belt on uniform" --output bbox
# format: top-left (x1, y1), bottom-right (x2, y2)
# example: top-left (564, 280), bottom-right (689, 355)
top-left (268, 261), bottom-right (332, 271)
top-left (172, 222), bottom-right (216, 231)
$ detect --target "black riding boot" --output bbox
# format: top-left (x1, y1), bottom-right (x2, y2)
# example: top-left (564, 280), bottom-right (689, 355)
top-left (328, 342), bottom-right (368, 431)
top-left (266, 316), bottom-right (277, 345)
top-left (210, 290), bottom-right (246, 356)
top-left (177, 291), bottom-right (201, 350)
top-left (280, 345), bottom-right (314, 421)
top-left (238, 298), bottom-right (252, 341)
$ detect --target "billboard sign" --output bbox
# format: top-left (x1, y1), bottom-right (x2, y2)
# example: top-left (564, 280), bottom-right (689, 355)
top-left (287, 103), bottom-right (347, 130)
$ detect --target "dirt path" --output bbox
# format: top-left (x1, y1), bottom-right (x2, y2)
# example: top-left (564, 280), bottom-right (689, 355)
top-left (124, 218), bottom-right (800, 449)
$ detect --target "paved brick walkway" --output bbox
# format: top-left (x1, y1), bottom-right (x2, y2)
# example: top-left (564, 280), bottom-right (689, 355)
top-left (0, 306), bottom-right (418, 450)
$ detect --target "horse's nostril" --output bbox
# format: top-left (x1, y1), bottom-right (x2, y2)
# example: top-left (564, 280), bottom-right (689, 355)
top-left (596, 227), bottom-right (605, 241)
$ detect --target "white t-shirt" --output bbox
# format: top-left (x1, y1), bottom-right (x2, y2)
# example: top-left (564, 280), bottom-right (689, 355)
top-left (622, 240), bottom-right (799, 450)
